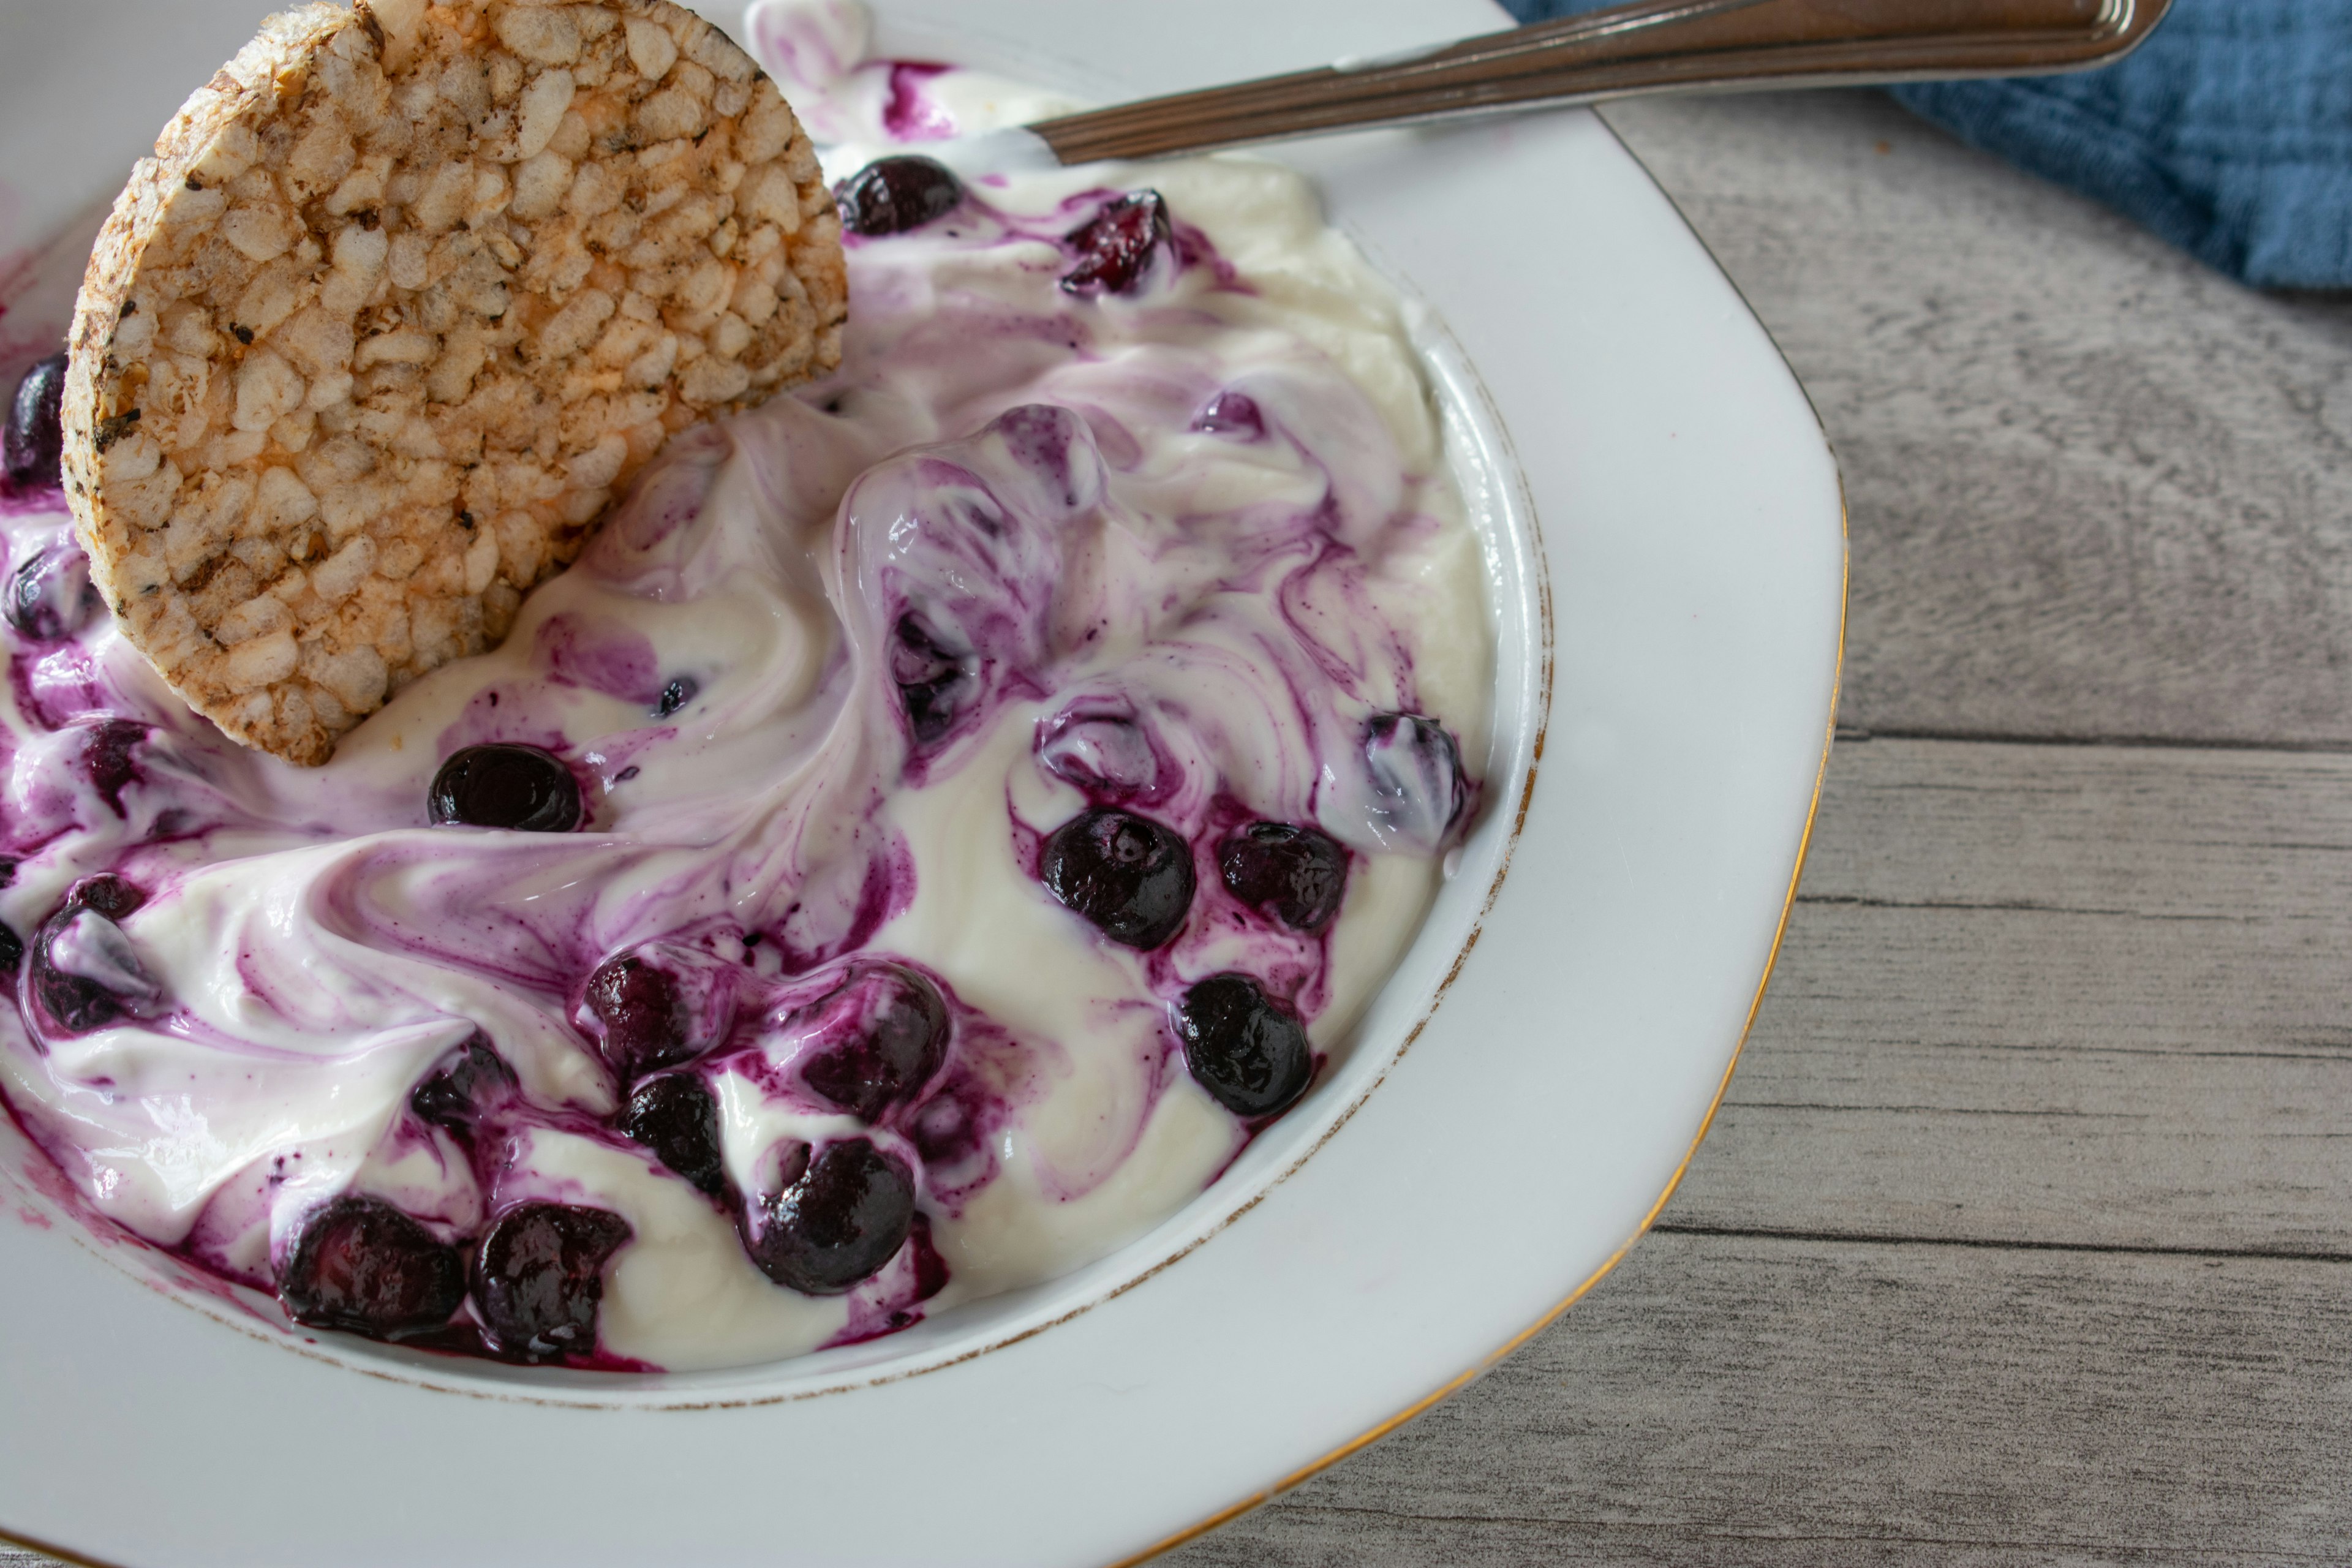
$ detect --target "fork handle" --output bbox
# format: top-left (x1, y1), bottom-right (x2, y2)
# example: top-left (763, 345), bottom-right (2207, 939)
top-left (1031, 0), bottom-right (2169, 164)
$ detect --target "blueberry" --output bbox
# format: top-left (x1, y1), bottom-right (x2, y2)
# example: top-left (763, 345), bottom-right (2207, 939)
top-left (277, 1194), bottom-right (467, 1340)
top-left (1041, 807), bottom-right (1195, 949)
top-left (64, 872), bottom-right (145, 919)
top-left (579, 943), bottom-right (737, 1082)
top-left (654, 676), bottom-right (698, 718)
top-left (891, 614), bottom-right (969, 744)
top-left (796, 962), bottom-right (950, 1122)
top-left (1191, 391), bottom-right (1263, 439)
top-left (72, 718), bottom-right (147, 818)
top-left (30, 903), bottom-right (160, 1036)
top-left (621, 1072), bottom-right (727, 1196)
top-left (5, 546), bottom-right (98, 643)
top-left (1219, 822), bottom-right (1348, 933)
top-left (409, 1033), bottom-right (518, 1133)
top-left (1364, 714), bottom-right (1464, 850)
top-left (583, 951), bottom-right (692, 1079)
top-left (1173, 973), bottom-right (1313, 1119)
top-left (0, 923), bottom-right (20, 977)
top-left (428, 744), bottom-right (581, 832)
top-left (1061, 192), bottom-right (1171, 296)
top-left (835, 156), bottom-right (965, 236)
top-left (742, 1138), bottom-right (916, 1296)
top-left (4, 354), bottom-right (67, 492)
top-left (472, 1202), bottom-right (633, 1359)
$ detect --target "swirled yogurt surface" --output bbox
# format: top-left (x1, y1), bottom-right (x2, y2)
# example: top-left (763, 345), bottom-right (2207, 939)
top-left (0, 11), bottom-right (1491, 1372)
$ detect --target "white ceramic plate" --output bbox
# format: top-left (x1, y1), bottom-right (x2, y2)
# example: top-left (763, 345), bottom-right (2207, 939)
top-left (0, 1), bottom-right (1842, 1563)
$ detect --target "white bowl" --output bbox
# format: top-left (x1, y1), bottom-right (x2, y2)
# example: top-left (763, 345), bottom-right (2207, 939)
top-left (0, 1), bottom-right (1843, 1562)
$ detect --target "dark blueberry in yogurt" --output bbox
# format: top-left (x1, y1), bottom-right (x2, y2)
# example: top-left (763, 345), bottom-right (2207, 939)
top-left (472, 1202), bottom-right (633, 1360)
top-left (72, 718), bottom-right (148, 818)
top-left (891, 614), bottom-right (970, 744)
top-left (1174, 973), bottom-right (1313, 1119)
top-left (654, 676), bottom-right (698, 718)
top-left (277, 1194), bottom-right (466, 1340)
top-left (5, 546), bottom-right (98, 643)
top-left (797, 961), bottom-right (951, 1122)
top-left (1061, 192), bottom-right (1171, 296)
top-left (835, 156), bottom-right (966, 236)
top-left (428, 744), bottom-right (581, 832)
top-left (622, 1072), bottom-right (727, 1196)
top-left (1191, 391), bottom-right (1264, 439)
top-left (743, 1138), bottom-right (916, 1296)
top-left (409, 1034), bottom-right (518, 1133)
top-left (1041, 807), bottom-right (1195, 949)
top-left (581, 944), bottom-right (736, 1082)
top-left (30, 903), bottom-right (161, 1036)
top-left (583, 952), bottom-right (692, 1079)
top-left (4, 353), bottom-right (67, 492)
top-left (1365, 714), bottom-right (1464, 849)
top-left (64, 872), bottom-right (145, 920)
top-left (1219, 822), bottom-right (1347, 933)
top-left (0, 923), bottom-right (21, 978)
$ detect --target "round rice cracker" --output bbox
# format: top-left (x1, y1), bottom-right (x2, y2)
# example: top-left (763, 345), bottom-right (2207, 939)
top-left (61, 0), bottom-right (846, 765)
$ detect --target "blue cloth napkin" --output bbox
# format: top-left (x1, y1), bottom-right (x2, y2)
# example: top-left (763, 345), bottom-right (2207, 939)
top-left (1493, 0), bottom-right (2352, 291)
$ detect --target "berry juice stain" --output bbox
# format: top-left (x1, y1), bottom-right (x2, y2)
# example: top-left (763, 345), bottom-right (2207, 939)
top-left (881, 63), bottom-right (954, 141)
top-left (0, 53), bottom-right (1491, 1376)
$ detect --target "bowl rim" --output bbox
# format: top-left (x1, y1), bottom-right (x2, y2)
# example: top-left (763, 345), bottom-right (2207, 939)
top-left (0, 0), bottom-right (1846, 1561)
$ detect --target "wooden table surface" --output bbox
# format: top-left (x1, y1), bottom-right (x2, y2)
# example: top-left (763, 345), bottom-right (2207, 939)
top-left (1158, 89), bottom-right (2352, 1567)
top-left (12, 87), bottom-right (2351, 1568)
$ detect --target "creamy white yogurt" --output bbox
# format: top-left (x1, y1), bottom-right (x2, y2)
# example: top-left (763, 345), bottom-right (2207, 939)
top-left (0, 9), bottom-right (1490, 1371)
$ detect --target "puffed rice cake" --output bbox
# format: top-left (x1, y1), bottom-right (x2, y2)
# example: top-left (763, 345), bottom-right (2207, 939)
top-left (60, 0), bottom-right (846, 764)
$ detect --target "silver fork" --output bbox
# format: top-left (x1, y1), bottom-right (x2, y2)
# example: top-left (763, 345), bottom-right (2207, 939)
top-left (989, 0), bottom-right (2169, 165)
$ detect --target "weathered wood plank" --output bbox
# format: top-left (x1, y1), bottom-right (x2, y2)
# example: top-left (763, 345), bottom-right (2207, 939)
top-left (1167, 1231), bottom-right (2352, 1567)
top-left (1600, 91), bottom-right (2352, 748)
top-left (1158, 734), bottom-right (2352, 1564)
top-left (1799, 736), bottom-right (2352, 928)
top-left (1670, 734), bottom-right (2352, 1254)
top-left (1689, 1036), bottom-right (2352, 1257)
top-left (17, 89), bottom-right (2352, 1568)
top-left (12, 726), bottom-right (2351, 1568)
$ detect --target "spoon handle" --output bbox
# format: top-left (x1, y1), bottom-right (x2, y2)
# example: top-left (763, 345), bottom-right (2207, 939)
top-left (1029, 0), bottom-right (2169, 164)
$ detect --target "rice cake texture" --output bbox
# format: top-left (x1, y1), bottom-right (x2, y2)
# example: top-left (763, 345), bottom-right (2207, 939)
top-left (61, 0), bottom-right (846, 764)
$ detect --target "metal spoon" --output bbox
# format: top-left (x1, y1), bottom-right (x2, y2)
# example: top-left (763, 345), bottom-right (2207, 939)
top-left (949, 0), bottom-right (2169, 168)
